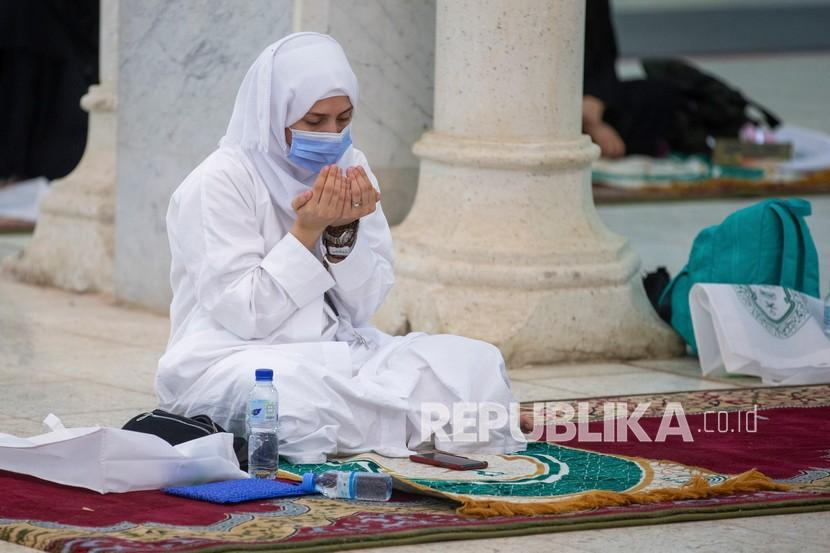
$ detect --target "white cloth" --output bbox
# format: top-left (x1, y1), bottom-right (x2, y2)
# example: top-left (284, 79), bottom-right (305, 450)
top-left (690, 283), bottom-right (830, 385)
top-left (0, 414), bottom-right (245, 493)
top-left (773, 124), bottom-right (830, 174)
top-left (157, 33), bottom-right (525, 464)
top-left (591, 155), bottom-right (709, 189)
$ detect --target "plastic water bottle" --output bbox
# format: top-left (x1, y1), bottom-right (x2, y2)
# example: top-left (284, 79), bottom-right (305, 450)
top-left (247, 368), bottom-right (279, 479)
top-left (302, 471), bottom-right (392, 501)
top-left (824, 286), bottom-right (830, 338)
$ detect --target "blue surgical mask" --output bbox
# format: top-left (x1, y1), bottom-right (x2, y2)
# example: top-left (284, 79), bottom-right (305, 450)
top-left (287, 125), bottom-right (352, 173)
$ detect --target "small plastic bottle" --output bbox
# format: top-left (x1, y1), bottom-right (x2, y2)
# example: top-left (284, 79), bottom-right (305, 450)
top-left (301, 471), bottom-right (392, 501)
top-left (824, 285), bottom-right (830, 338)
top-left (247, 368), bottom-right (279, 479)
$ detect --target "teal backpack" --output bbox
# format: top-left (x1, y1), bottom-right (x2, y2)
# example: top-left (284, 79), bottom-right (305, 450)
top-left (658, 198), bottom-right (820, 351)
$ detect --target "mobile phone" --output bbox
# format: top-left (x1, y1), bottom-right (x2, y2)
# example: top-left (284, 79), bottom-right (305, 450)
top-left (409, 451), bottom-right (488, 471)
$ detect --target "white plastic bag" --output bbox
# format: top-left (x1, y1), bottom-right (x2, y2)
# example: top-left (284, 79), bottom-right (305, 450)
top-left (0, 414), bottom-right (247, 493)
top-left (690, 283), bottom-right (830, 385)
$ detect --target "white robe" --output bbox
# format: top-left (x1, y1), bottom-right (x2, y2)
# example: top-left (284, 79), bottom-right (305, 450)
top-left (156, 146), bottom-right (526, 464)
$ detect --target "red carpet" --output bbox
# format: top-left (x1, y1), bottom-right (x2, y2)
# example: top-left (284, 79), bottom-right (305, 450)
top-left (547, 388), bottom-right (830, 480)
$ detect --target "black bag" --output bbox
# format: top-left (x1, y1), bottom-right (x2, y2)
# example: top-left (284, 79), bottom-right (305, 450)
top-left (123, 409), bottom-right (248, 471)
top-left (642, 59), bottom-right (781, 154)
top-left (642, 267), bottom-right (672, 324)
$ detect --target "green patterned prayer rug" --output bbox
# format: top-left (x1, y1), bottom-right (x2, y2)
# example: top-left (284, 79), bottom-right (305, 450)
top-left (279, 441), bottom-right (785, 517)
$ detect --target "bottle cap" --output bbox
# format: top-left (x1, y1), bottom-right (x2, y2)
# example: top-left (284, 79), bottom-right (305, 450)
top-left (300, 472), bottom-right (316, 493)
top-left (255, 368), bottom-right (274, 381)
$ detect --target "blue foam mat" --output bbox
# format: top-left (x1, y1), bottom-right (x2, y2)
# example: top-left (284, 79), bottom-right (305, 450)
top-left (163, 476), bottom-right (316, 504)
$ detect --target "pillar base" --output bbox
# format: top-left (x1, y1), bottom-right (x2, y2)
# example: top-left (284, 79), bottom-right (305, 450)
top-left (376, 243), bottom-right (684, 367)
top-left (3, 183), bottom-right (114, 294)
top-left (373, 132), bottom-right (684, 366)
top-left (2, 85), bottom-right (116, 294)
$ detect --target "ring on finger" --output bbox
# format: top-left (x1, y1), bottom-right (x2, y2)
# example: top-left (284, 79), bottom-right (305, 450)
top-left (352, 201), bottom-right (362, 208)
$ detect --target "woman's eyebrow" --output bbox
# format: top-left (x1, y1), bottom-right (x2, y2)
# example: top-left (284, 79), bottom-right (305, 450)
top-left (305, 107), bottom-right (352, 117)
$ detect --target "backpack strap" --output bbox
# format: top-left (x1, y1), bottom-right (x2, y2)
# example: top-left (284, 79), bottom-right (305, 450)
top-left (783, 198), bottom-right (812, 217)
top-left (798, 217), bottom-right (821, 297)
top-left (659, 265), bottom-right (698, 351)
top-left (658, 266), bottom-right (683, 310)
top-left (784, 199), bottom-right (820, 297)
top-left (769, 203), bottom-right (799, 290)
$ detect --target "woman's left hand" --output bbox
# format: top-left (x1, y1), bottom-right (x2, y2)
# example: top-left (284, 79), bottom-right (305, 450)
top-left (330, 166), bottom-right (381, 226)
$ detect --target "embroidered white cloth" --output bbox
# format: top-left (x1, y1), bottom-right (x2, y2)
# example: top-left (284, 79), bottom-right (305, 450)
top-left (690, 283), bottom-right (830, 385)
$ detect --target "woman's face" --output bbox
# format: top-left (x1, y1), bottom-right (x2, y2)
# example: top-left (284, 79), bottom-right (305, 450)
top-left (285, 95), bottom-right (353, 146)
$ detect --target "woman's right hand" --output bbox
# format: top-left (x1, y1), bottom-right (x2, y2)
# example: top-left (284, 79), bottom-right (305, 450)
top-left (289, 165), bottom-right (347, 250)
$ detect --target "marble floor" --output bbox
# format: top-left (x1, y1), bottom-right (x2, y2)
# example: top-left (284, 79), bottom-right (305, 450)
top-left (1, 232), bottom-right (827, 552)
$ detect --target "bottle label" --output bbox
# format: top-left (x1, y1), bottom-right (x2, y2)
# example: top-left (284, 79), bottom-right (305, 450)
top-left (249, 399), bottom-right (277, 425)
top-left (335, 472), bottom-right (355, 498)
top-left (824, 304), bottom-right (830, 331)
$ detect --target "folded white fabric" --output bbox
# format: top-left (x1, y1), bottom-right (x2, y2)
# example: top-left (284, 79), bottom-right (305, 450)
top-left (0, 414), bottom-right (247, 493)
top-left (690, 283), bottom-right (830, 385)
top-left (591, 155), bottom-right (709, 189)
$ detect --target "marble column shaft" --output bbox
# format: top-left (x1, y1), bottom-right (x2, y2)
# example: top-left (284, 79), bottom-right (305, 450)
top-left (375, 0), bottom-right (683, 365)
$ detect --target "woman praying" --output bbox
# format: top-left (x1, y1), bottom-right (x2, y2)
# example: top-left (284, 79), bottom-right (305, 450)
top-left (156, 33), bottom-right (526, 464)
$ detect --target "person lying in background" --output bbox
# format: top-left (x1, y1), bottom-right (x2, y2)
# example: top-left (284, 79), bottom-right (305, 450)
top-left (582, 0), bottom-right (678, 159)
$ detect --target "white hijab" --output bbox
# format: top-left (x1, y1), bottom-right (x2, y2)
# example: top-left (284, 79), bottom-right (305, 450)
top-left (219, 33), bottom-right (360, 216)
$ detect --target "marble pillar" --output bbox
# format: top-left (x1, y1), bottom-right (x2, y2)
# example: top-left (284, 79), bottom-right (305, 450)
top-left (115, 0), bottom-right (293, 311)
top-left (375, 0), bottom-right (684, 366)
top-left (3, 0), bottom-right (118, 293)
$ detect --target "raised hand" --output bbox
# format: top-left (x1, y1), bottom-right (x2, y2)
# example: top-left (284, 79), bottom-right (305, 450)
top-left (329, 165), bottom-right (381, 226)
top-left (289, 165), bottom-right (347, 250)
